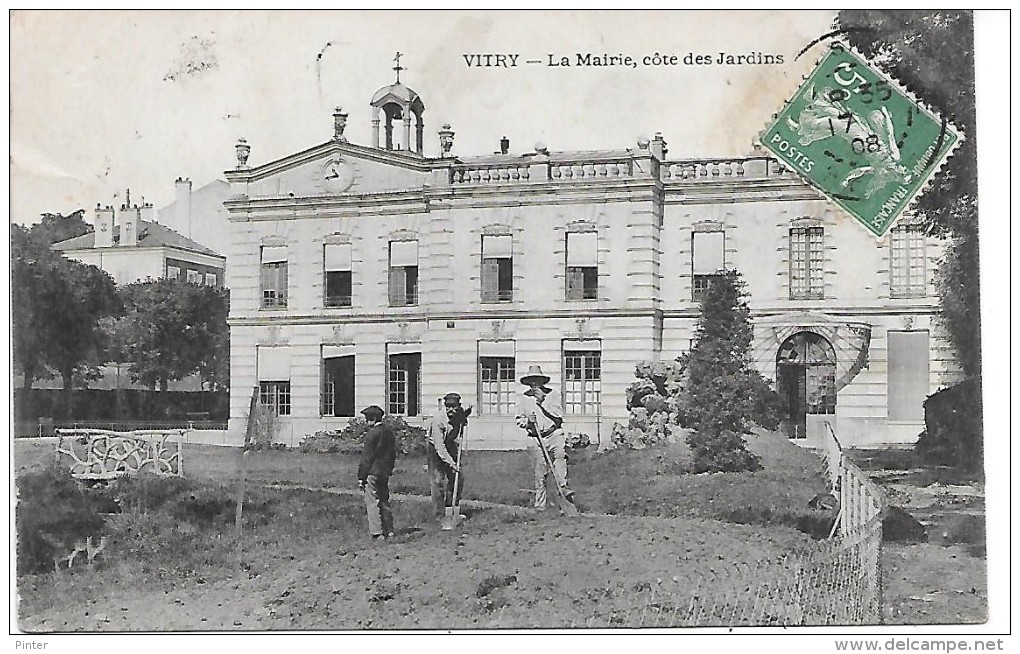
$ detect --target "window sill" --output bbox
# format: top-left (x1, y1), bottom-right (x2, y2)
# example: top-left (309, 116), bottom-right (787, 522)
top-left (260, 306), bottom-right (289, 311)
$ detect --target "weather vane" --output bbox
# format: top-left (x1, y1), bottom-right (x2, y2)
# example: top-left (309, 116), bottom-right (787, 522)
top-left (393, 51), bottom-right (405, 83)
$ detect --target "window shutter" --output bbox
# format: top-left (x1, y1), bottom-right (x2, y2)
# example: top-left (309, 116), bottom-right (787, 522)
top-left (257, 347), bottom-right (291, 381)
top-left (566, 267), bottom-right (583, 299)
top-left (388, 267), bottom-right (405, 305)
top-left (261, 246), bottom-right (287, 264)
top-left (566, 231), bottom-right (598, 266)
top-left (390, 240), bottom-right (418, 267)
top-left (693, 231), bottom-right (725, 274)
top-left (483, 234), bottom-right (512, 258)
top-left (482, 259), bottom-right (499, 300)
top-left (324, 243), bottom-right (352, 271)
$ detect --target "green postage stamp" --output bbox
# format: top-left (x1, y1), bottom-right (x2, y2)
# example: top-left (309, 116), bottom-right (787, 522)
top-left (759, 43), bottom-right (960, 237)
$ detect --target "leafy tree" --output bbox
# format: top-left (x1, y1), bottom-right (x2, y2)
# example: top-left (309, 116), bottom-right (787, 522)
top-left (11, 223), bottom-right (119, 418)
top-left (34, 209), bottom-right (91, 246)
top-left (12, 226), bottom-right (60, 395)
top-left (117, 278), bottom-right (229, 392)
top-left (43, 259), bottom-right (120, 410)
top-left (676, 271), bottom-right (783, 473)
top-left (837, 11), bottom-right (980, 377)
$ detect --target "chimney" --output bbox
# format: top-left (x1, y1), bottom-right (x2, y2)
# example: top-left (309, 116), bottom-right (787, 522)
top-left (120, 204), bottom-right (139, 247)
top-left (175, 177), bottom-right (193, 238)
top-left (649, 132), bottom-right (668, 160)
top-left (94, 204), bottom-right (115, 248)
top-left (500, 136), bottom-right (510, 155)
top-left (140, 201), bottom-right (155, 229)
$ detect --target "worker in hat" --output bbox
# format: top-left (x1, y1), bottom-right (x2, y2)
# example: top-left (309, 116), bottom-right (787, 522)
top-left (426, 392), bottom-right (472, 529)
top-left (357, 405), bottom-right (395, 540)
top-left (515, 365), bottom-right (574, 510)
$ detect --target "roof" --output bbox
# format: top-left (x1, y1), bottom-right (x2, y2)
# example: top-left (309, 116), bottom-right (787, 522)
top-left (52, 220), bottom-right (224, 258)
top-left (371, 82), bottom-right (422, 106)
top-left (456, 148), bottom-right (636, 165)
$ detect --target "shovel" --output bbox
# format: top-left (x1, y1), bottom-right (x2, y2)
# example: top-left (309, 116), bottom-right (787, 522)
top-left (450, 423), bottom-right (467, 528)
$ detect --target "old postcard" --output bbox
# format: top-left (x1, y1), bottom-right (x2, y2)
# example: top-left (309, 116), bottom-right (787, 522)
top-left (8, 9), bottom-right (1007, 647)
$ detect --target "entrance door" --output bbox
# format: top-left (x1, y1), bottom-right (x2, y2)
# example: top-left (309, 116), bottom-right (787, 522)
top-left (777, 332), bottom-right (836, 440)
top-left (323, 356), bottom-right (355, 417)
top-left (779, 364), bottom-right (808, 439)
top-left (387, 352), bottom-right (421, 417)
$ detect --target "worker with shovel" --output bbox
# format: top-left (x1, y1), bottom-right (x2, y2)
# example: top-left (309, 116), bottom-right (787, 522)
top-left (426, 392), bottom-right (472, 530)
top-left (516, 365), bottom-right (578, 515)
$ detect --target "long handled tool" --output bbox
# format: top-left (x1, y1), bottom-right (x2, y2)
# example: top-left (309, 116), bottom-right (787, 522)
top-left (450, 423), bottom-right (467, 528)
top-left (529, 424), bottom-right (579, 516)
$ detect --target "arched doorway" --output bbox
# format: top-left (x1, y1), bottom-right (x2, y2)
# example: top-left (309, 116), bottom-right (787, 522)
top-left (776, 332), bottom-right (836, 440)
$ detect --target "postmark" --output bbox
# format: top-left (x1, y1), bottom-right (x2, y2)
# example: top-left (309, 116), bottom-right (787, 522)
top-left (759, 42), bottom-right (960, 237)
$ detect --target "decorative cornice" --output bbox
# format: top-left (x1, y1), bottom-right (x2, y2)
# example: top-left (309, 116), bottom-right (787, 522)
top-left (224, 140), bottom-right (433, 183)
top-left (228, 306), bottom-right (660, 328)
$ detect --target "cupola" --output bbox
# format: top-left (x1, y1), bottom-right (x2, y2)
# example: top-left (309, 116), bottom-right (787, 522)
top-left (370, 52), bottom-right (425, 154)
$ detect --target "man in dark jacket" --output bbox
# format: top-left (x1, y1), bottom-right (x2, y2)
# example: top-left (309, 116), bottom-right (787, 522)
top-left (357, 405), bottom-right (396, 540)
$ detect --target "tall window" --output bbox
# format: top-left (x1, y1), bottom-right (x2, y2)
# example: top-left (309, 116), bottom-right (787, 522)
top-left (563, 346), bottom-right (601, 415)
top-left (387, 352), bottom-right (421, 416)
top-left (322, 353), bottom-right (355, 417)
top-left (887, 331), bottom-right (929, 422)
top-left (186, 269), bottom-right (201, 284)
top-left (388, 240), bottom-right (418, 306)
top-left (261, 245), bottom-right (288, 308)
top-left (692, 231), bottom-right (725, 301)
top-left (167, 265), bottom-right (181, 280)
top-left (479, 356), bottom-right (515, 414)
top-left (890, 224), bottom-right (926, 297)
top-left (566, 231), bottom-right (598, 300)
top-left (204, 273), bottom-right (217, 286)
top-left (257, 346), bottom-right (291, 416)
top-left (324, 242), bottom-right (353, 307)
top-left (259, 382), bottom-right (291, 416)
top-left (789, 226), bottom-right (824, 299)
top-left (481, 234), bottom-right (513, 303)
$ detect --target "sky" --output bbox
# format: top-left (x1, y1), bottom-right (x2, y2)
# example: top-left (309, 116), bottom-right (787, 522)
top-left (10, 9), bottom-right (837, 224)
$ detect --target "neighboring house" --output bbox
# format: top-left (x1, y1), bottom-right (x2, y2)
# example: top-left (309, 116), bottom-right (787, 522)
top-left (157, 178), bottom-right (232, 275)
top-left (52, 203), bottom-right (225, 286)
top-left (222, 76), bottom-right (961, 449)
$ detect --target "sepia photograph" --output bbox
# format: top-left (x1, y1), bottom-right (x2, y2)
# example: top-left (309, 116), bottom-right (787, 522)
top-left (7, 8), bottom-right (1009, 646)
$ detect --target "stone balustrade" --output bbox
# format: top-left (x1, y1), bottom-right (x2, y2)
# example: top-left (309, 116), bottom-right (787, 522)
top-left (446, 155), bottom-right (795, 186)
top-left (449, 164), bottom-right (532, 184)
top-left (659, 156), bottom-right (795, 181)
top-left (547, 159), bottom-right (633, 180)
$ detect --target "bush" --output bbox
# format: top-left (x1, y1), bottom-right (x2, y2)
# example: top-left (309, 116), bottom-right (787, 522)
top-left (915, 377), bottom-right (982, 472)
top-left (110, 473), bottom-right (247, 526)
top-left (299, 415), bottom-right (427, 456)
top-left (16, 465), bottom-right (105, 575)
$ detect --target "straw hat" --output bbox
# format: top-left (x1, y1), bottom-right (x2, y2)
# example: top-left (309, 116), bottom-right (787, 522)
top-left (519, 365), bottom-right (551, 386)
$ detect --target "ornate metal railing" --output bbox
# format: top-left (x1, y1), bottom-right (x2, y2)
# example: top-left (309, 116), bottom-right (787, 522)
top-left (54, 429), bottom-right (185, 480)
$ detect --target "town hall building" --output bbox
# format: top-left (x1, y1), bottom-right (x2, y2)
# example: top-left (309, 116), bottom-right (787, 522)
top-left (222, 69), bottom-right (961, 449)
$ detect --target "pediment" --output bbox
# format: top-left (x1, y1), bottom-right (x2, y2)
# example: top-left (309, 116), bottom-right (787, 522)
top-left (230, 141), bottom-right (432, 199)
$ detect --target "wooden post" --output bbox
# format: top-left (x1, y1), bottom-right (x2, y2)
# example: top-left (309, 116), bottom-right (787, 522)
top-left (234, 386), bottom-right (259, 563)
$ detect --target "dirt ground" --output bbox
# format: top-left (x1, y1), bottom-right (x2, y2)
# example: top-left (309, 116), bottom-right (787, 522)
top-left (19, 504), bottom-right (813, 631)
top-left (15, 437), bottom-right (987, 630)
top-left (849, 448), bottom-right (987, 625)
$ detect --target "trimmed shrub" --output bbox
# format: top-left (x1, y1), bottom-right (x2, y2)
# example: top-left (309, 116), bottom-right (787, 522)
top-left (16, 465), bottom-right (105, 575)
top-left (299, 415), bottom-right (427, 456)
top-left (915, 377), bottom-right (982, 473)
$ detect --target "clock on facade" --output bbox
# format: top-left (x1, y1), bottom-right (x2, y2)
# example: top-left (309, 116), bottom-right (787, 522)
top-left (320, 157), bottom-right (356, 193)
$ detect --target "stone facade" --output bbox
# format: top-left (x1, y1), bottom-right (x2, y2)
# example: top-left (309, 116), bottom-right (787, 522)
top-left (223, 84), bottom-right (960, 449)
